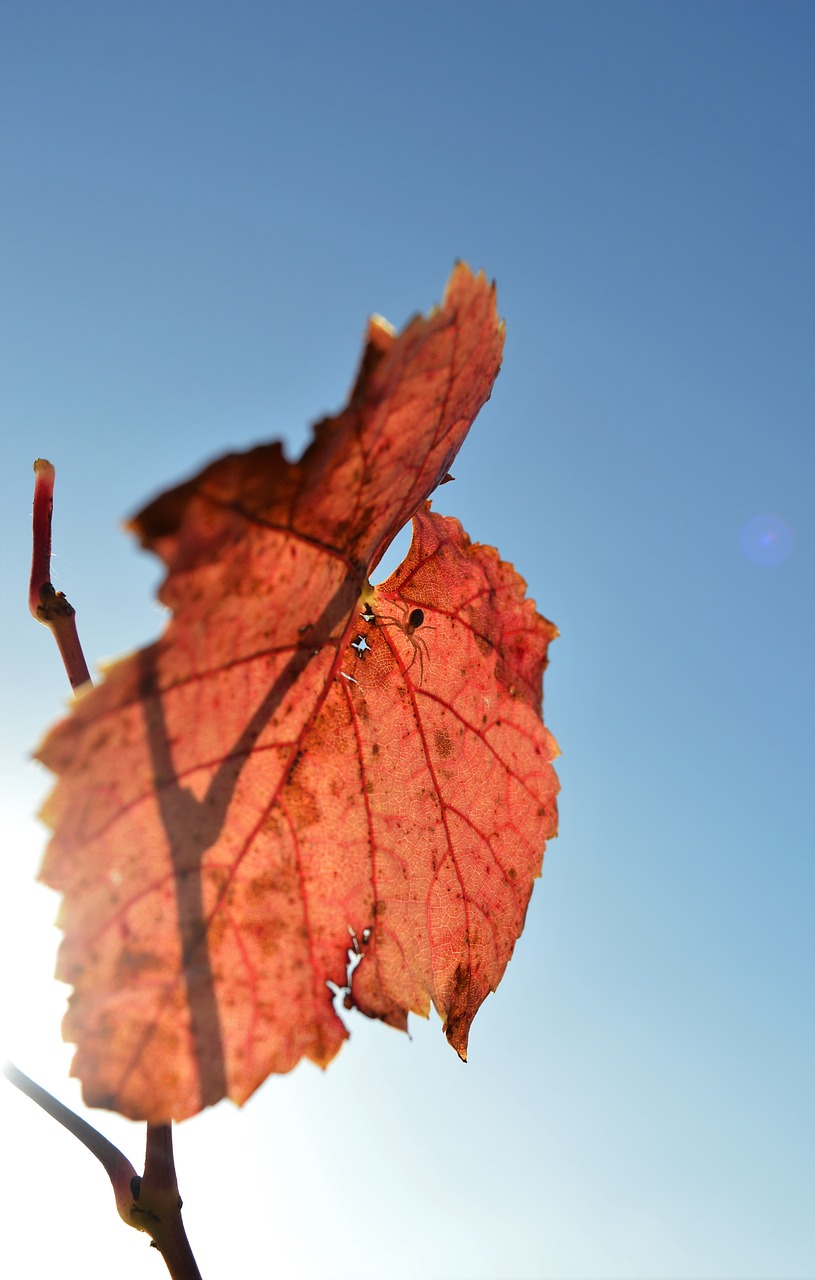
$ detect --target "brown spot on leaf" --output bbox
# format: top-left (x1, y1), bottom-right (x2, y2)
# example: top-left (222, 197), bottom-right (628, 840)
top-left (286, 774), bottom-right (320, 828)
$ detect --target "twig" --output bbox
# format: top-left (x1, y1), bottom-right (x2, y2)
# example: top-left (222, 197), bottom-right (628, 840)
top-left (29, 459), bottom-right (91, 689)
top-left (3, 1066), bottom-right (202, 1278)
top-left (2, 1061), bottom-right (138, 1225)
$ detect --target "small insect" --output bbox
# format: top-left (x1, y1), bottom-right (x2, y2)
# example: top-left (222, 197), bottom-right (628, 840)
top-left (374, 604), bottom-right (434, 685)
top-left (360, 602), bottom-right (377, 625)
top-left (350, 634), bottom-right (372, 661)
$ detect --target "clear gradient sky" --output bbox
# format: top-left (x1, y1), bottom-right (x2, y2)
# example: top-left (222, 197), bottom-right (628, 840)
top-left (1, 4), bottom-right (813, 1279)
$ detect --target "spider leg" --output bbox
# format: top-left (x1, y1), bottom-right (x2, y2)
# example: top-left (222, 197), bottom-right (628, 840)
top-left (415, 638), bottom-right (425, 686)
top-left (405, 632), bottom-right (431, 686)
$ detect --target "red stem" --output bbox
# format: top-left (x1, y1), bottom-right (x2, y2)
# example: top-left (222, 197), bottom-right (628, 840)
top-left (29, 459), bottom-right (91, 689)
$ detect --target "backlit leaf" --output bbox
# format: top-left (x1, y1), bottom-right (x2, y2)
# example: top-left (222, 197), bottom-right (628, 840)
top-left (37, 264), bottom-right (559, 1122)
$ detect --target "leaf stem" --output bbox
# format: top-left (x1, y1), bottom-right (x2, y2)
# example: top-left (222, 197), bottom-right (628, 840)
top-left (139, 1123), bottom-right (203, 1280)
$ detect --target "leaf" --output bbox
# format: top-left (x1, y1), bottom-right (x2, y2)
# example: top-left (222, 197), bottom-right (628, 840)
top-left (36, 264), bottom-right (559, 1123)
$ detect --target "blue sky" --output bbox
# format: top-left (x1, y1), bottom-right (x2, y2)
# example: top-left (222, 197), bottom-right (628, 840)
top-left (1, 4), bottom-right (813, 1278)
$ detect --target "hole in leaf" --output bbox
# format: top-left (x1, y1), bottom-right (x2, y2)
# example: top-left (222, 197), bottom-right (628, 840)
top-left (372, 521), bottom-right (413, 584)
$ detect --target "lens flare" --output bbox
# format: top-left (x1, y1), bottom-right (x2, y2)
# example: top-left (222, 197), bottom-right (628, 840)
top-left (740, 514), bottom-right (794, 566)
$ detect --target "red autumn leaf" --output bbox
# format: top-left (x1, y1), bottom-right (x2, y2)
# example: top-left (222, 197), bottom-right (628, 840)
top-left (37, 264), bottom-right (559, 1123)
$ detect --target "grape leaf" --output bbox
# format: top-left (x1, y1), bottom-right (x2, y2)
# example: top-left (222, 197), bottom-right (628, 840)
top-left (36, 264), bottom-right (559, 1123)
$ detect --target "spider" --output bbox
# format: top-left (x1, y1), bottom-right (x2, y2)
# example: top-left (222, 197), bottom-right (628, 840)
top-left (370, 603), bottom-right (435, 685)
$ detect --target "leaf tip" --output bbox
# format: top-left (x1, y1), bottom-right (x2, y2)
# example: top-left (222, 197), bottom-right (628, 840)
top-left (445, 1019), bottom-right (470, 1063)
top-left (369, 312), bottom-right (396, 340)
